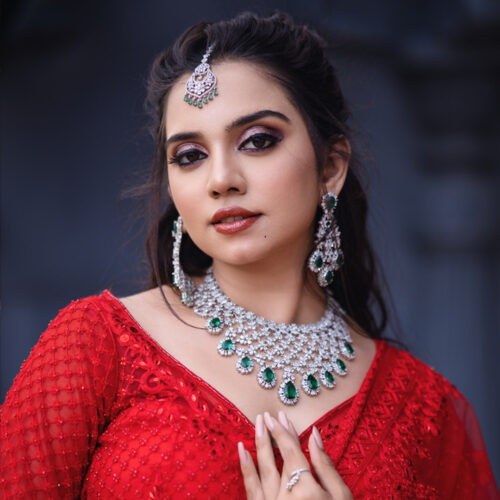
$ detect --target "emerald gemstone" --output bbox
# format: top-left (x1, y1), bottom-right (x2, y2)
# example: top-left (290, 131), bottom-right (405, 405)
top-left (173, 221), bottom-right (177, 233)
top-left (284, 381), bottom-right (297, 400)
top-left (240, 356), bottom-right (251, 368)
top-left (214, 89), bottom-right (218, 95)
top-left (198, 102), bottom-right (202, 108)
top-left (263, 367), bottom-right (275, 383)
top-left (202, 97), bottom-right (207, 103)
top-left (188, 98), bottom-right (192, 104)
top-left (221, 339), bottom-right (233, 351)
top-left (307, 375), bottom-right (319, 390)
top-left (325, 370), bottom-right (334, 384)
top-left (209, 317), bottom-right (221, 328)
top-left (314, 255), bottom-right (323, 269)
top-left (344, 341), bottom-right (354, 355)
top-left (209, 93), bottom-right (213, 100)
top-left (184, 95), bottom-right (187, 101)
top-left (327, 194), bottom-right (336, 209)
top-left (193, 100), bottom-right (197, 106)
top-left (336, 359), bottom-right (346, 371)
top-left (325, 271), bottom-right (333, 285)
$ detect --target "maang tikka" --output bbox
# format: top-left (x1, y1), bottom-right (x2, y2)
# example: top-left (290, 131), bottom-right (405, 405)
top-left (184, 43), bottom-right (218, 108)
top-left (308, 192), bottom-right (344, 287)
top-left (172, 215), bottom-right (195, 306)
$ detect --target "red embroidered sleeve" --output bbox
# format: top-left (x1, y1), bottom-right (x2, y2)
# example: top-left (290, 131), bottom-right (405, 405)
top-left (435, 386), bottom-right (499, 499)
top-left (0, 298), bottom-right (118, 499)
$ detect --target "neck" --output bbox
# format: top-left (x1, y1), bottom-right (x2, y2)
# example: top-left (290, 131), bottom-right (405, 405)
top-left (210, 257), bottom-right (326, 325)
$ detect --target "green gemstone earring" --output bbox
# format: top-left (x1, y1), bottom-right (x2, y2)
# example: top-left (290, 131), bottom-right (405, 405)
top-left (308, 192), bottom-right (344, 287)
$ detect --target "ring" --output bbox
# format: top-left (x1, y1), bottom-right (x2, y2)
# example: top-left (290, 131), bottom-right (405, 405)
top-left (286, 467), bottom-right (311, 491)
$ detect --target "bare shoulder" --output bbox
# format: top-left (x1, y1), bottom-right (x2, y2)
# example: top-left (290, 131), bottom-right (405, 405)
top-left (117, 285), bottom-right (205, 353)
top-left (119, 287), bottom-right (180, 339)
top-left (120, 286), bottom-right (182, 318)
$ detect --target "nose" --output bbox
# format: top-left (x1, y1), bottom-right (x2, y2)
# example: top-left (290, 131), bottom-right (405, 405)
top-left (206, 149), bottom-right (246, 198)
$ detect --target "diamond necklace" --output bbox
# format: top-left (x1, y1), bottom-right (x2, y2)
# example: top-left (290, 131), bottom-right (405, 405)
top-left (190, 268), bottom-right (355, 406)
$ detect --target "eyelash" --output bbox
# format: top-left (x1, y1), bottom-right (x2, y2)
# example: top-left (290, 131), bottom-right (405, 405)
top-left (168, 132), bottom-right (282, 167)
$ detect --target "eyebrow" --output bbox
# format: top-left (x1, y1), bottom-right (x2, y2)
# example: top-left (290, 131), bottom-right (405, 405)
top-left (225, 109), bottom-right (290, 132)
top-left (165, 109), bottom-right (290, 148)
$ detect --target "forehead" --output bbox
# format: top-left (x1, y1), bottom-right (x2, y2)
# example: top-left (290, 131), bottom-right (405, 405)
top-left (165, 61), bottom-right (298, 135)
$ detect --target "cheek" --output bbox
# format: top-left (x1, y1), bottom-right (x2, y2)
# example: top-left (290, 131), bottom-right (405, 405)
top-left (265, 160), bottom-right (319, 213)
top-left (167, 170), bottom-right (201, 219)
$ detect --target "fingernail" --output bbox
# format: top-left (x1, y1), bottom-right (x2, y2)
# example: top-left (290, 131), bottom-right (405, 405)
top-left (256, 414), bottom-right (265, 438)
top-left (312, 426), bottom-right (324, 450)
top-left (263, 411), bottom-right (274, 430)
top-left (278, 410), bottom-right (289, 430)
top-left (238, 442), bottom-right (248, 465)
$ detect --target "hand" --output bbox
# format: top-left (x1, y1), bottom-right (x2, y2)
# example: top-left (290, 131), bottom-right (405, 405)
top-left (238, 411), bottom-right (353, 499)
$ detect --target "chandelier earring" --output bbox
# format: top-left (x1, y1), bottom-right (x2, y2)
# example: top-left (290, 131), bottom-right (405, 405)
top-left (171, 215), bottom-right (195, 306)
top-left (308, 192), bottom-right (344, 287)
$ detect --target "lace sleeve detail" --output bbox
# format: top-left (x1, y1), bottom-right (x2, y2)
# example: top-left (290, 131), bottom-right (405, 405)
top-left (435, 385), bottom-right (499, 499)
top-left (0, 297), bottom-right (119, 499)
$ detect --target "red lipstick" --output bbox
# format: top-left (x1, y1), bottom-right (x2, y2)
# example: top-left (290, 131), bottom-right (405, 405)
top-left (211, 206), bottom-right (261, 234)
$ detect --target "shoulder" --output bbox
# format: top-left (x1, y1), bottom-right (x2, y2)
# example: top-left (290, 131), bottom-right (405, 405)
top-left (41, 290), bottom-right (124, 352)
top-left (380, 341), bottom-right (463, 402)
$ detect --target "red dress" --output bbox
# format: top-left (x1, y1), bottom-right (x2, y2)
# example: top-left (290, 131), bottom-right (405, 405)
top-left (1, 291), bottom-right (498, 499)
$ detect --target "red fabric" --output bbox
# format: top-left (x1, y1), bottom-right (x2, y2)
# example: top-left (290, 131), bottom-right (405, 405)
top-left (1, 291), bottom-right (498, 499)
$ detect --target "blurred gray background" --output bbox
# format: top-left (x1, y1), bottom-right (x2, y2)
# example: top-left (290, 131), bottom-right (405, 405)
top-left (1, 0), bottom-right (499, 483)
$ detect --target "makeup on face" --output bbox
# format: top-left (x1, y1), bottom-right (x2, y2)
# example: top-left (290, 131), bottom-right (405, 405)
top-left (166, 111), bottom-right (287, 169)
top-left (210, 206), bottom-right (262, 234)
top-left (165, 61), bottom-right (320, 268)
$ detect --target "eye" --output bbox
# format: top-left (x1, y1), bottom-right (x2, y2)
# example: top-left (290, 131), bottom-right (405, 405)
top-left (239, 133), bottom-right (281, 152)
top-left (168, 148), bottom-right (207, 167)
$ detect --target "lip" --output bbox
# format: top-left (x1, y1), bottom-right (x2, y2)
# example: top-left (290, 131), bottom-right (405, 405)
top-left (211, 206), bottom-right (261, 235)
top-left (211, 206), bottom-right (260, 224)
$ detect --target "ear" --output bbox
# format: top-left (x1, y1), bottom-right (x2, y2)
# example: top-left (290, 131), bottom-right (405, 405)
top-left (319, 136), bottom-right (350, 196)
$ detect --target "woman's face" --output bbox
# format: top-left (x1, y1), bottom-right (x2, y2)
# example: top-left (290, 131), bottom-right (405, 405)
top-left (165, 61), bottom-right (324, 269)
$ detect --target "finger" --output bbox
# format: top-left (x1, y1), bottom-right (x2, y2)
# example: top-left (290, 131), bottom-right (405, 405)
top-left (254, 413), bottom-right (280, 494)
top-left (263, 412), bottom-right (310, 474)
top-left (280, 410), bottom-right (299, 439)
top-left (308, 426), bottom-right (353, 499)
top-left (238, 441), bottom-right (265, 500)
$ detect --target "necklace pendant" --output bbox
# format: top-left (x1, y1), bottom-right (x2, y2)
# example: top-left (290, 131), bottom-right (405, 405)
top-left (236, 355), bottom-right (254, 374)
top-left (217, 338), bottom-right (235, 356)
top-left (279, 379), bottom-right (299, 405)
top-left (207, 316), bottom-right (223, 334)
top-left (258, 366), bottom-right (276, 389)
top-left (340, 340), bottom-right (355, 360)
top-left (320, 369), bottom-right (336, 388)
top-left (333, 358), bottom-right (348, 376)
top-left (302, 373), bottom-right (320, 396)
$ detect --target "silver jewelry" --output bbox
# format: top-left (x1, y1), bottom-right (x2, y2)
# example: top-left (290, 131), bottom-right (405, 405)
top-left (189, 268), bottom-right (355, 406)
top-left (184, 43), bottom-right (218, 108)
top-left (287, 467), bottom-right (311, 491)
top-left (308, 192), bottom-right (344, 287)
top-left (171, 216), bottom-right (195, 306)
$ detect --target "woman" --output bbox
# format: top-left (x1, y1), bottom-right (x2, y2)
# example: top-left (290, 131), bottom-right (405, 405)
top-left (1, 11), bottom-right (498, 499)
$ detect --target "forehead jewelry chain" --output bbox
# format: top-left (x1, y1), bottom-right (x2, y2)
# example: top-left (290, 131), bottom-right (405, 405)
top-left (190, 268), bottom-right (356, 406)
top-left (184, 43), bottom-right (218, 108)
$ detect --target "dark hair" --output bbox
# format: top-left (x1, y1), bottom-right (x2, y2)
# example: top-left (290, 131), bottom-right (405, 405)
top-left (143, 11), bottom-right (389, 339)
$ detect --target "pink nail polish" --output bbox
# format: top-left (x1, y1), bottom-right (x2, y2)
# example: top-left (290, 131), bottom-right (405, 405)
top-left (263, 411), bottom-right (274, 430)
top-left (278, 410), bottom-right (289, 430)
top-left (238, 442), bottom-right (248, 465)
top-left (312, 426), bottom-right (324, 450)
top-left (256, 414), bottom-right (264, 437)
